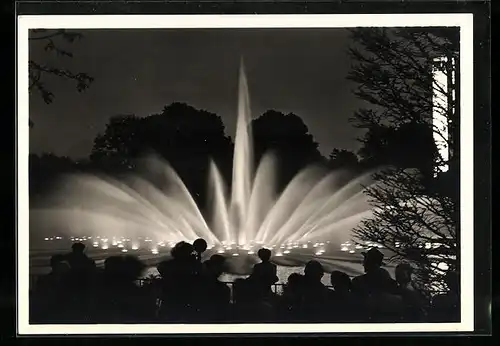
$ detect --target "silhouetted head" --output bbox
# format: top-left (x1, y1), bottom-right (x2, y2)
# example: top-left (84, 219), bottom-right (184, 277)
top-left (50, 254), bottom-right (69, 272)
top-left (286, 273), bottom-right (304, 290)
top-left (257, 248), bottom-right (272, 262)
top-left (122, 255), bottom-right (146, 281)
top-left (209, 254), bottom-right (226, 267)
top-left (395, 262), bottom-right (414, 286)
top-left (104, 256), bottom-right (123, 278)
top-left (330, 270), bottom-right (352, 293)
top-left (206, 254), bottom-right (226, 277)
top-left (193, 238), bottom-right (208, 254)
top-left (171, 241), bottom-right (194, 259)
top-left (361, 248), bottom-right (384, 273)
top-left (304, 260), bottom-right (324, 281)
top-left (71, 242), bottom-right (86, 254)
top-left (444, 270), bottom-right (459, 294)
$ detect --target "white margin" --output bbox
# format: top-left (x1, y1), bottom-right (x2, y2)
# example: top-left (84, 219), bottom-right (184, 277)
top-left (17, 14), bottom-right (475, 335)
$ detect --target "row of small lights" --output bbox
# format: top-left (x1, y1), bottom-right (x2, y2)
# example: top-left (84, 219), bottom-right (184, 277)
top-left (42, 236), bottom-right (336, 256)
top-left (339, 241), bottom-right (385, 254)
top-left (213, 240), bottom-right (332, 257)
top-left (339, 241), bottom-right (441, 251)
top-left (43, 236), bottom-right (188, 254)
top-left (46, 236), bottom-right (438, 257)
top-left (41, 236), bottom-right (452, 273)
top-left (43, 236), bottom-right (443, 251)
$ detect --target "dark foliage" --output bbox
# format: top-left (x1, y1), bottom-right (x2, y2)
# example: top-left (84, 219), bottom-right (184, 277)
top-left (347, 27), bottom-right (460, 295)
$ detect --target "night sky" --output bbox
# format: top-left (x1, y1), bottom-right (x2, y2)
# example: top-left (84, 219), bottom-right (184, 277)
top-left (29, 28), bottom-right (366, 159)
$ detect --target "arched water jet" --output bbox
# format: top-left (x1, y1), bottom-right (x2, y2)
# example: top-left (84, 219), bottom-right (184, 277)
top-left (267, 170), bottom-right (344, 244)
top-left (31, 59), bottom-right (376, 273)
top-left (286, 189), bottom-right (372, 244)
top-left (243, 152), bottom-right (278, 243)
top-left (284, 171), bottom-right (374, 244)
top-left (253, 165), bottom-right (327, 244)
top-left (208, 161), bottom-right (231, 243)
top-left (301, 210), bottom-right (373, 243)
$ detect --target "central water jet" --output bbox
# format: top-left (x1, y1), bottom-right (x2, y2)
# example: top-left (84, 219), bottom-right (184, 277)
top-left (229, 59), bottom-right (254, 246)
top-left (31, 59), bottom-right (376, 273)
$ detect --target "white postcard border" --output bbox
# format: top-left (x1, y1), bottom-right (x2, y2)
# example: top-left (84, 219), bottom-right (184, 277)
top-left (17, 13), bottom-right (474, 334)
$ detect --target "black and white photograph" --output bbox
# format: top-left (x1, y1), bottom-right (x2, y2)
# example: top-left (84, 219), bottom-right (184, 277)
top-left (17, 13), bottom-right (478, 334)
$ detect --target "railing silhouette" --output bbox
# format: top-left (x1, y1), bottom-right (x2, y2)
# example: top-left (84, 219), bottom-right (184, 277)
top-left (29, 275), bottom-right (448, 305)
top-left (135, 278), bottom-right (295, 303)
top-left (29, 275), bottom-right (302, 304)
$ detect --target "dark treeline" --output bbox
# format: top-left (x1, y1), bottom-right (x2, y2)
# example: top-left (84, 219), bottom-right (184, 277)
top-left (30, 102), bottom-right (439, 203)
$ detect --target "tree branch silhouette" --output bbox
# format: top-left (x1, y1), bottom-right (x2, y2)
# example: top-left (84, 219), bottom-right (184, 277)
top-left (28, 29), bottom-right (94, 127)
top-left (348, 28), bottom-right (459, 295)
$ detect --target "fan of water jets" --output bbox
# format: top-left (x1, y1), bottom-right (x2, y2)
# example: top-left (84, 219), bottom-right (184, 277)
top-left (30, 60), bottom-right (375, 256)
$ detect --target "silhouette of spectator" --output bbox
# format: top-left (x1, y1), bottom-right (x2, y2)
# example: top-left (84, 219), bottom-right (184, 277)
top-left (327, 270), bottom-right (358, 321)
top-left (32, 238), bottom-right (451, 324)
top-left (158, 241), bottom-right (198, 322)
top-left (65, 242), bottom-right (96, 275)
top-left (352, 248), bottom-right (403, 321)
top-left (330, 270), bottom-right (352, 294)
top-left (352, 248), bottom-right (398, 296)
top-left (104, 256), bottom-right (122, 279)
top-left (232, 277), bottom-right (262, 321)
top-left (304, 260), bottom-right (325, 284)
top-left (279, 273), bottom-right (305, 321)
top-left (394, 262), bottom-right (427, 322)
top-left (96, 255), bottom-right (153, 323)
top-left (285, 273), bottom-right (304, 295)
top-left (430, 270), bottom-right (460, 322)
top-left (196, 254), bottom-right (230, 321)
top-left (249, 248), bottom-right (278, 299)
top-left (192, 238), bottom-right (207, 276)
top-left (193, 238), bottom-right (207, 262)
top-left (301, 260), bottom-right (329, 320)
top-left (63, 242), bottom-right (97, 322)
top-left (32, 254), bottom-right (70, 322)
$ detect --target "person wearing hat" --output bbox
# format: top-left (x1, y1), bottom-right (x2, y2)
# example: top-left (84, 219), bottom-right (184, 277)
top-left (352, 248), bottom-right (403, 321)
top-left (352, 247), bottom-right (398, 296)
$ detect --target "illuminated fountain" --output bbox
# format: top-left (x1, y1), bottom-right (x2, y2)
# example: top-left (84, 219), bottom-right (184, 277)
top-left (30, 60), bottom-right (375, 272)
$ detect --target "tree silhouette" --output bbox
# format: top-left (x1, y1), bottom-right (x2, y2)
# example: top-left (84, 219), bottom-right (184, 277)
top-left (90, 115), bottom-right (143, 172)
top-left (251, 110), bottom-right (325, 190)
top-left (29, 29), bottom-right (94, 127)
top-left (29, 153), bottom-right (77, 198)
top-left (90, 103), bottom-right (234, 206)
top-left (348, 27), bottom-right (459, 176)
top-left (358, 122), bottom-right (438, 179)
top-left (328, 148), bottom-right (359, 170)
top-left (348, 27), bottom-right (460, 296)
top-left (29, 29), bottom-right (94, 103)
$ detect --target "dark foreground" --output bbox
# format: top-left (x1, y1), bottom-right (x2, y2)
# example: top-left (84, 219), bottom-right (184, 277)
top-left (29, 241), bottom-right (460, 324)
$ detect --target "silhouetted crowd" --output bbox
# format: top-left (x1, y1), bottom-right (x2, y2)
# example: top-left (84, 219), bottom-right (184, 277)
top-left (30, 239), bottom-right (460, 324)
